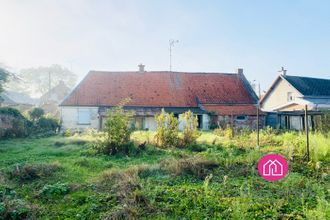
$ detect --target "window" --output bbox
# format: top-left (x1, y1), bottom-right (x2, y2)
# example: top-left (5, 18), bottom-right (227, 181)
top-left (236, 115), bottom-right (247, 121)
top-left (78, 109), bottom-right (91, 124)
top-left (287, 92), bottom-right (294, 102)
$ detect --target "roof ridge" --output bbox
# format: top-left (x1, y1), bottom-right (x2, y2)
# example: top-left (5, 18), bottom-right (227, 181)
top-left (89, 70), bottom-right (238, 75)
top-left (284, 74), bottom-right (330, 81)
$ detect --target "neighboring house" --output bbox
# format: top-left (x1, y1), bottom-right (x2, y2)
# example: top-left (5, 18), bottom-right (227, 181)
top-left (39, 80), bottom-right (71, 105)
top-left (39, 80), bottom-right (71, 116)
top-left (60, 65), bottom-right (262, 131)
top-left (0, 91), bottom-right (38, 111)
top-left (261, 68), bottom-right (330, 130)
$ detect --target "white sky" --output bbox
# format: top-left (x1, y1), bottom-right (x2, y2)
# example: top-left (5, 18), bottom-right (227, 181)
top-left (1, 0), bottom-right (330, 91)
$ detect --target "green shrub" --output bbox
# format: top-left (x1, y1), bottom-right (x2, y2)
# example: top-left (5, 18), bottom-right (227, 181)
top-left (155, 109), bottom-right (179, 148)
top-left (95, 100), bottom-right (134, 155)
top-left (28, 107), bottom-right (44, 122)
top-left (40, 183), bottom-right (70, 197)
top-left (37, 117), bottom-right (60, 133)
top-left (7, 118), bottom-right (28, 138)
top-left (181, 111), bottom-right (201, 146)
top-left (0, 107), bottom-right (24, 118)
top-left (0, 107), bottom-right (29, 138)
top-left (0, 188), bottom-right (33, 220)
top-left (0, 107), bottom-right (59, 139)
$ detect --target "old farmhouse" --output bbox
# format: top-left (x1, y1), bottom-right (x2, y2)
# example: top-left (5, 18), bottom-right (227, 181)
top-left (60, 66), bottom-right (262, 131)
top-left (261, 68), bottom-right (330, 130)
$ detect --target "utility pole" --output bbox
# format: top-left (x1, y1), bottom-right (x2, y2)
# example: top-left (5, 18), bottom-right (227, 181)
top-left (48, 71), bottom-right (52, 102)
top-left (169, 39), bottom-right (179, 72)
top-left (253, 80), bottom-right (261, 99)
top-left (257, 101), bottom-right (260, 149)
top-left (305, 105), bottom-right (310, 161)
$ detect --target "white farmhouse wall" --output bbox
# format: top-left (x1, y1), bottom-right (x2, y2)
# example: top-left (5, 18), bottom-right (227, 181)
top-left (202, 114), bottom-right (210, 130)
top-left (143, 117), bottom-right (157, 131)
top-left (61, 106), bottom-right (99, 131)
top-left (261, 78), bottom-right (302, 111)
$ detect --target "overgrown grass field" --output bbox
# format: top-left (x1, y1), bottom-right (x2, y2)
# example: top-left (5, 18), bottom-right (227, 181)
top-left (0, 131), bottom-right (329, 219)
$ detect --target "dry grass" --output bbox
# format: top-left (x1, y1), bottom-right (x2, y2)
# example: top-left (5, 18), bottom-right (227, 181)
top-left (7, 162), bottom-right (62, 182)
top-left (98, 165), bottom-right (157, 219)
top-left (160, 156), bottom-right (219, 179)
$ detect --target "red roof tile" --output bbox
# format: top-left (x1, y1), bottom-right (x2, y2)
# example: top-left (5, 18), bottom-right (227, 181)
top-left (61, 71), bottom-right (257, 107)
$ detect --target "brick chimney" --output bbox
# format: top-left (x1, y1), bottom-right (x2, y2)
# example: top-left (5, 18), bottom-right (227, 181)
top-left (138, 64), bottom-right (145, 72)
top-left (237, 68), bottom-right (243, 75)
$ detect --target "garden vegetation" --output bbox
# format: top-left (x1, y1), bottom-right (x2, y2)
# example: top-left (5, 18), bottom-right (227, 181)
top-left (0, 107), bottom-right (329, 219)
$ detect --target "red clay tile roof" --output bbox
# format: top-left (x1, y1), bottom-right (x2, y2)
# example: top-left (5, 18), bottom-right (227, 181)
top-left (61, 71), bottom-right (257, 108)
top-left (203, 104), bottom-right (264, 115)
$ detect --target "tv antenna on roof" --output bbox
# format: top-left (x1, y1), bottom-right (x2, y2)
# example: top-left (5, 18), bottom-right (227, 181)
top-left (169, 39), bottom-right (179, 72)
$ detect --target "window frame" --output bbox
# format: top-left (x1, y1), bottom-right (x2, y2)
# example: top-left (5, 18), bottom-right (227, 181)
top-left (287, 92), bottom-right (294, 102)
top-left (77, 109), bottom-right (91, 125)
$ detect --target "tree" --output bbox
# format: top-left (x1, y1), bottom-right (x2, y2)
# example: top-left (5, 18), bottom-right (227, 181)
top-left (28, 108), bottom-right (45, 122)
top-left (0, 67), bottom-right (9, 94)
top-left (6, 64), bottom-right (77, 97)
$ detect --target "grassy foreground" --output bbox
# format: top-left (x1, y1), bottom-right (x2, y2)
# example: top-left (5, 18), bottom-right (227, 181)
top-left (0, 131), bottom-right (329, 219)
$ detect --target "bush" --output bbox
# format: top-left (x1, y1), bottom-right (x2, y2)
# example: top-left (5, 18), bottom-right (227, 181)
top-left (0, 107), bottom-right (59, 139)
top-left (0, 107), bottom-right (30, 138)
top-left (7, 162), bottom-right (62, 182)
top-left (0, 107), bottom-right (24, 118)
top-left (0, 188), bottom-right (34, 220)
top-left (93, 100), bottom-right (134, 155)
top-left (37, 117), bottom-right (60, 133)
top-left (181, 111), bottom-right (201, 146)
top-left (28, 107), bottom-right (44, 122)
top-left (155, 109), bottom-right (179, 148)
top-left (40, 182), bottom-right (70, 197)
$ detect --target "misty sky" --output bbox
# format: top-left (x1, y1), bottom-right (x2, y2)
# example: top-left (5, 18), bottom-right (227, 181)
top-left (1, 0), bottom-right (330, 91)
